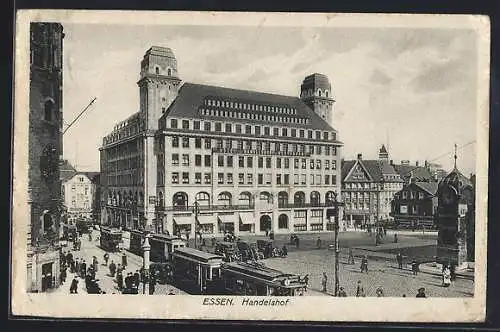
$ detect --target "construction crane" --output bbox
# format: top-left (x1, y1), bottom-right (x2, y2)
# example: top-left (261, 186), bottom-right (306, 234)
top-left (62, 97), bottom-right (97, 136)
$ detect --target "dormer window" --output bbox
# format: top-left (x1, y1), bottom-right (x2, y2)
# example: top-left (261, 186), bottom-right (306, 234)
top-left (325, 91), bottom-right (329, 97)
top-left (44, 100), bottom-right (54, 121)
top-left (155, 67), bottom-right (160, 74)
top-left (167, 68), bottom-right (172, 76)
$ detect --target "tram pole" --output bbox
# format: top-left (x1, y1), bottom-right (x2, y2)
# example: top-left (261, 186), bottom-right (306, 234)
top-left (334, 211), bottom-right (340, 297)
top-left (142, 233), bottom-right (151, 295)
top-left (194, 200), bottom-right (199, 249)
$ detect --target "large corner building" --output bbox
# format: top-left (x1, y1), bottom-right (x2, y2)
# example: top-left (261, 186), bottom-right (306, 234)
top-left (100, 46), bottom-right (343, 237)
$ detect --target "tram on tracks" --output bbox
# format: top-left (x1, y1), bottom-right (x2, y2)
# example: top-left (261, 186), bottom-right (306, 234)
top-left (99, 226), bottom-right (123, 252)
top-left (220, 261), bottom-right (308, 296)
top-left (171, 247), bottom-right (224, 294)
top-left (129, 230), bottom-right (186, 263)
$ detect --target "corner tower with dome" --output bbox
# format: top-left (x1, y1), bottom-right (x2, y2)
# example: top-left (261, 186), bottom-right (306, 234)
top-left (435, 145), bottom-right (475, 269)
top-left (99, 46), bottom-right (343, 240)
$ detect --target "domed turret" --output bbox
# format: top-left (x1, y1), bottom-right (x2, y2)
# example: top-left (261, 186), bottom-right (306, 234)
top-left (300, 73), bottom-right (335, 126)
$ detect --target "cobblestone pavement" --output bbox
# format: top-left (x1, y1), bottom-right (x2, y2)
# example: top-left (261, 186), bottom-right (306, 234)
top-left (261, 250), bottom-right (474, 298)
top-left (55, 235), bottom-right (185, 295)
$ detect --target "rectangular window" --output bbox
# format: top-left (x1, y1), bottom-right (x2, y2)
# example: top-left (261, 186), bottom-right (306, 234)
top-left (276, 158), bottom-right (282, 168)
top-left (247, 157), bottom-right (253, 168)
top-left (182, 172), bottom-right (189, 184)
top-left (171, 119), bottom-right (178, 128)
top-left (172, 136), bottom-right (179, 148)
top-left (276, 174), bottom-right (282, 185)
top-left (216, 139), bottom-right (223, 149)
top-left (238, 156), bottom-right (244, 168)
top-left (194, 121), bottom-right (200, 130)
top-left (256, 141), bottom-right (263, 150)
top-left (227, 173), bottom-right (233, 184)
top-left (182, 137), bottom-right (189, 148)
top-left (291, 129), bottom-right (297, 137)
top-left (284, 158), bottom-right (290, 169)
top-left (325, 160), bottom-right (330, 170)
top-left (325, 175), bottom-right (330, 185)
top-left (195, 138), bottom-right (202, 148)
top-left (204, 122), bottom-right (211, 131)
top-left (237, 140), bottom-right (243, 150)
top-left (245, 125), bottom-right (251, 134)
top-left (299, 130), bottom-right (305, 138)
top-left (245, 140), bottom-right (252, 149)
top-left (225, 139), bottom-right (232, 149)
top-left (172, 172), bottom-right (179, 184)
top-left (195, 172), bottom-right (202, 184)
top-left (315, 174), bottom-right (321, 185)
top-left (195, 155), bottom-right (202, 167)
top-left (301, 174), bottom-right (306, 185)
top-left (218, 173), bottom-right (224, 184)
top-left (316, 146), bottom-right (322, 154)
top-left (265, 173), bottom-right (272, 185)
top-left (258, 174), bottom-right (263, 185)
top-left (172, 153), bottom-right (179, 166)
top-left (294, 174), bottom-right (299, 185)
top-left (325, 146), bottom-right (330, 155)
top-left (294, 158), bottom-right (299, 169)
top-left (182, 154), bottom-right (189, 166)
top-left (247, 174), bottom-right (253, 185)
top-left (331, 175), bottom-right (337, 184)
top-left (323, 132), bottom-right (329, 140)
top-left (204, 138), bottom-right (211, 149)
top-left (235, 124), bottom-right (242, 133)
top-left (258, 157), bottom-right (264, 168)
top-left (308, 130), bottom-right (313, 139)
top-left (316, 160), bottom-right (321, 169)
top-left (182, 120), bottom-right (189, 130)
top-left (310, 174), bottom-right (315, 185)
top-left (266, 157), bottom-right (272, 168)
top-left (227, 156), bottom-right (233, 167)
top-left (225, 123), bottom-right (232, 133)
top-left (332, 147), bottom-right (337, 156)
top-left (264, 127), bottom-right (270, 136)
top-left (273, 128), bottom-right (279, 136)
top-left (218, 155), bottom-right (224, 167)
top-left (284, 174), bottom-right (290, 185)
top-left (204, 155), bottom-right (211, 167)
top-left (204, 173), bottom-right (211, 184)
top-left (215, 122), bottom-right (222, 132)
top-left (282, 128), bottom-right (288, 136)
top-left (238, 173), bottom-right (245, 185)
top-left (255, 126), bottom-right (261, 136)
top-left (316, 131), bottom-right (321, 140)
top-left (302, 158), bottom-right (307, 169)
top-left (332, 160), bottom-right (337, 170)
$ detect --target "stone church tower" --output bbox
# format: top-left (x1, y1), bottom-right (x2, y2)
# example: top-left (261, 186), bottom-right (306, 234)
top-left (300, 73), bottom-right (335, 127)
top-left (137, 46), bottom-right (182, 228)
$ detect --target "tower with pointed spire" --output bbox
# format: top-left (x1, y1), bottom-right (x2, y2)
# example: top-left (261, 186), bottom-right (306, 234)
top-left (379, 144), bottom-right (389, 160)
top-left (435, 144), bottom-right (475, 268)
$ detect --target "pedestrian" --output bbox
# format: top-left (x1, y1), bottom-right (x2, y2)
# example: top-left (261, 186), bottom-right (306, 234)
top-left (394, 233), bottom-right (398, 243)
top-left (121, 251), bottom-right (127, 268)
top-left (103, 252), bottom-right (109, 266)
top-left (149, 274), bottom-right (156, 295)
top-left (125, 272), bottom-right (134, 290)
top-left (281, 245), bottom-right (288, 258)
top-left (396, 251), bottom-right (403, 269)
top-left (356, 280), bottom-right (365, 297)
top-left (93, 256), bottom-right (99, 272)
top-left (348, 247), bottom-right (355, 265)
top-left (321, 272), bottom-right (327, 293)
top-left (442, 266), bottom-right (452, 287)
top-left (134, 270), bottom-right (141, 288)
top-left (450, 264), bottom-right (456, 282)
top-left (411, 260), bottom-right (419, 275)
top-left (109, 260), bottom-right (116, 277)
top-left (80, 260), bottom-right (87, 279)
top-left (116, 266), bottom-right (123, 290)
top-left (376, 286), bottom-right (384, 297)
top-left (316, 236), bottom-right (322, 249)
top-left (265, 229), bottom-right (269, 237)
top-left (338, 287), bottom-right (347, 297)
top-left (304, 274), bottom-right (309, 291)
top-left (211, 237), bottom-right (216, 247)
top-left (416, 287), bottom-right (427, 298)
top-left (295, 236), bottom-right (300, 249)
top-left (360, 256), bottom-right (368, 273)
top-left (73, 258), bottom-right (79, 274)
top-left (70, 276), bottom-right (79, 294)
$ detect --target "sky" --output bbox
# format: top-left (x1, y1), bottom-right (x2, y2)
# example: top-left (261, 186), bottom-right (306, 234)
top-left (61, 24), bottom-right (478, 175)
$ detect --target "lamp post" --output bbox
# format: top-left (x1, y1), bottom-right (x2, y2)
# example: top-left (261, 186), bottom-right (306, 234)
top-left (142, 232), bottom-right (151, 295)
top-left (194, 200), bottom-right (199, 249)
top-left (333, 199), bottom-right (340, 297)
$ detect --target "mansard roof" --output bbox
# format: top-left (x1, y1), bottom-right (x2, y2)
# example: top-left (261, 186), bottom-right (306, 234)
top-left (162, 82), bottom-right (337, 132)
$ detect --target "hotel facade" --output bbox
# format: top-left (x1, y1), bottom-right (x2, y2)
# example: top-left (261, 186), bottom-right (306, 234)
top-left (100, 46), bottom-right (343, 237)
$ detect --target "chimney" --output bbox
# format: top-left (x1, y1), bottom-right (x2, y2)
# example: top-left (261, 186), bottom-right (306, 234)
top-left (416, 161), bottom-right (419, 167)
top-left (357, 153), bottom-right (362, 160)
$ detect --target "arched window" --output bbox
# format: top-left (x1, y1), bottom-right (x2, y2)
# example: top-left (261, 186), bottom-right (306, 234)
top-left (41, 210), bottom-right (53, 233)
top-left (155, 67), bottom-right (160, 74)
top-left (44, 100), bottom-right (54, 121)
top-left (278, 191), bottom-right (288, 208)
top-left (239, 192), bottom-right (252, 207)
top-left (325, 191), bottom-right (337, 206)
top-left (318, 89), bottom-right (322, 97)
top-left (173, 192), bottom-right (188, 209)
top-left (325, 90), bottom-right (329, 97)
top-left (294, 191), bottom-right (305, 206)
top-left (218, 192), bottom-right (232, 207)
top-left (310, 191), bottom-right (321, 206)
top-left (278, 214), bottom-right (289, 229)
top-left (158, 191), bottom-right (164, 207)
top-left (167, 68), bottom-right (172, 76)
top-left (260, 191), bottom-right (273, 204)
top-left (195, 191), bottom-right (210, 207)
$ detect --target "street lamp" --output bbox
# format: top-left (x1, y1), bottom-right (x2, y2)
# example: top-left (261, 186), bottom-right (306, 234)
top-left (193, 200), bottom-right (200, 249)
top-left (327, 193), bottom-right (342, 297)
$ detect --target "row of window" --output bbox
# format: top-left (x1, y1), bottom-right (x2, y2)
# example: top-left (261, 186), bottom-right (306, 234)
top-left (199, 108), bottom-right (308, 125)
top-left (170, 136), bottom-right (338, 155)
top-left (163, 172), bottom-right (337, 186)
top-left (343, 182), bottom-right (403, 190)
top-left (397, 191), bottom-right (426, 200)
top-left (169, 119), bottom-right (336, 141)
top-left (203, 98), bottom-right (298, 115)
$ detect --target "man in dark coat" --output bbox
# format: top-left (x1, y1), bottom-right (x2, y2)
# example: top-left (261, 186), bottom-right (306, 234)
top-left (416, 287), bottom-right (427, 298)
top-left (116, 268), bottom-right (124, 291)
top-left (109, 260), bottom-right (116, 277)
top-left (70, 276), bottom-right (79, 294)
top-left (149, 274), bottom-right (156, 295)
top-left (396, 251), bottom-right (403, 269)
top-left (134, 270), bottom-right (141, 288)
top-left (80, 260), bottom-right (87, 278)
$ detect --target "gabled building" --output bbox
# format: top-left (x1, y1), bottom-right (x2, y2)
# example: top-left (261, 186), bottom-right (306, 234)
top-left (341, 145), bottom-right (403, 228)
top-left (100, 46), bottom-right (343, 237)
top-left (61, 171), bottom-right (99, 223)
top-left (390, 180), bottom-right (439, 229)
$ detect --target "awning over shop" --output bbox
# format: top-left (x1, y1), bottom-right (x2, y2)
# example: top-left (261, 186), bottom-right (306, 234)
top-left (197, 215), bottom-right (214, 224)
top-left (239, 212), bottom-right (255, 225)
top-left (173, 215), bottom-right (192, 225)
top-left (217, 214), bottom-right (235, 224)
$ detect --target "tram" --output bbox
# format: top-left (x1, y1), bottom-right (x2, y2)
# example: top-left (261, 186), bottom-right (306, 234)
top-left (99, 226), bottom-right (123, 252)
top-left (171, 247), bottom-right (224, 294)
top-left (129, 230), bottom-right (186, 263)
top-left (220, 261), bottom-right (307, 296)
top-left (62, 223), bottom-right (78, 241)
